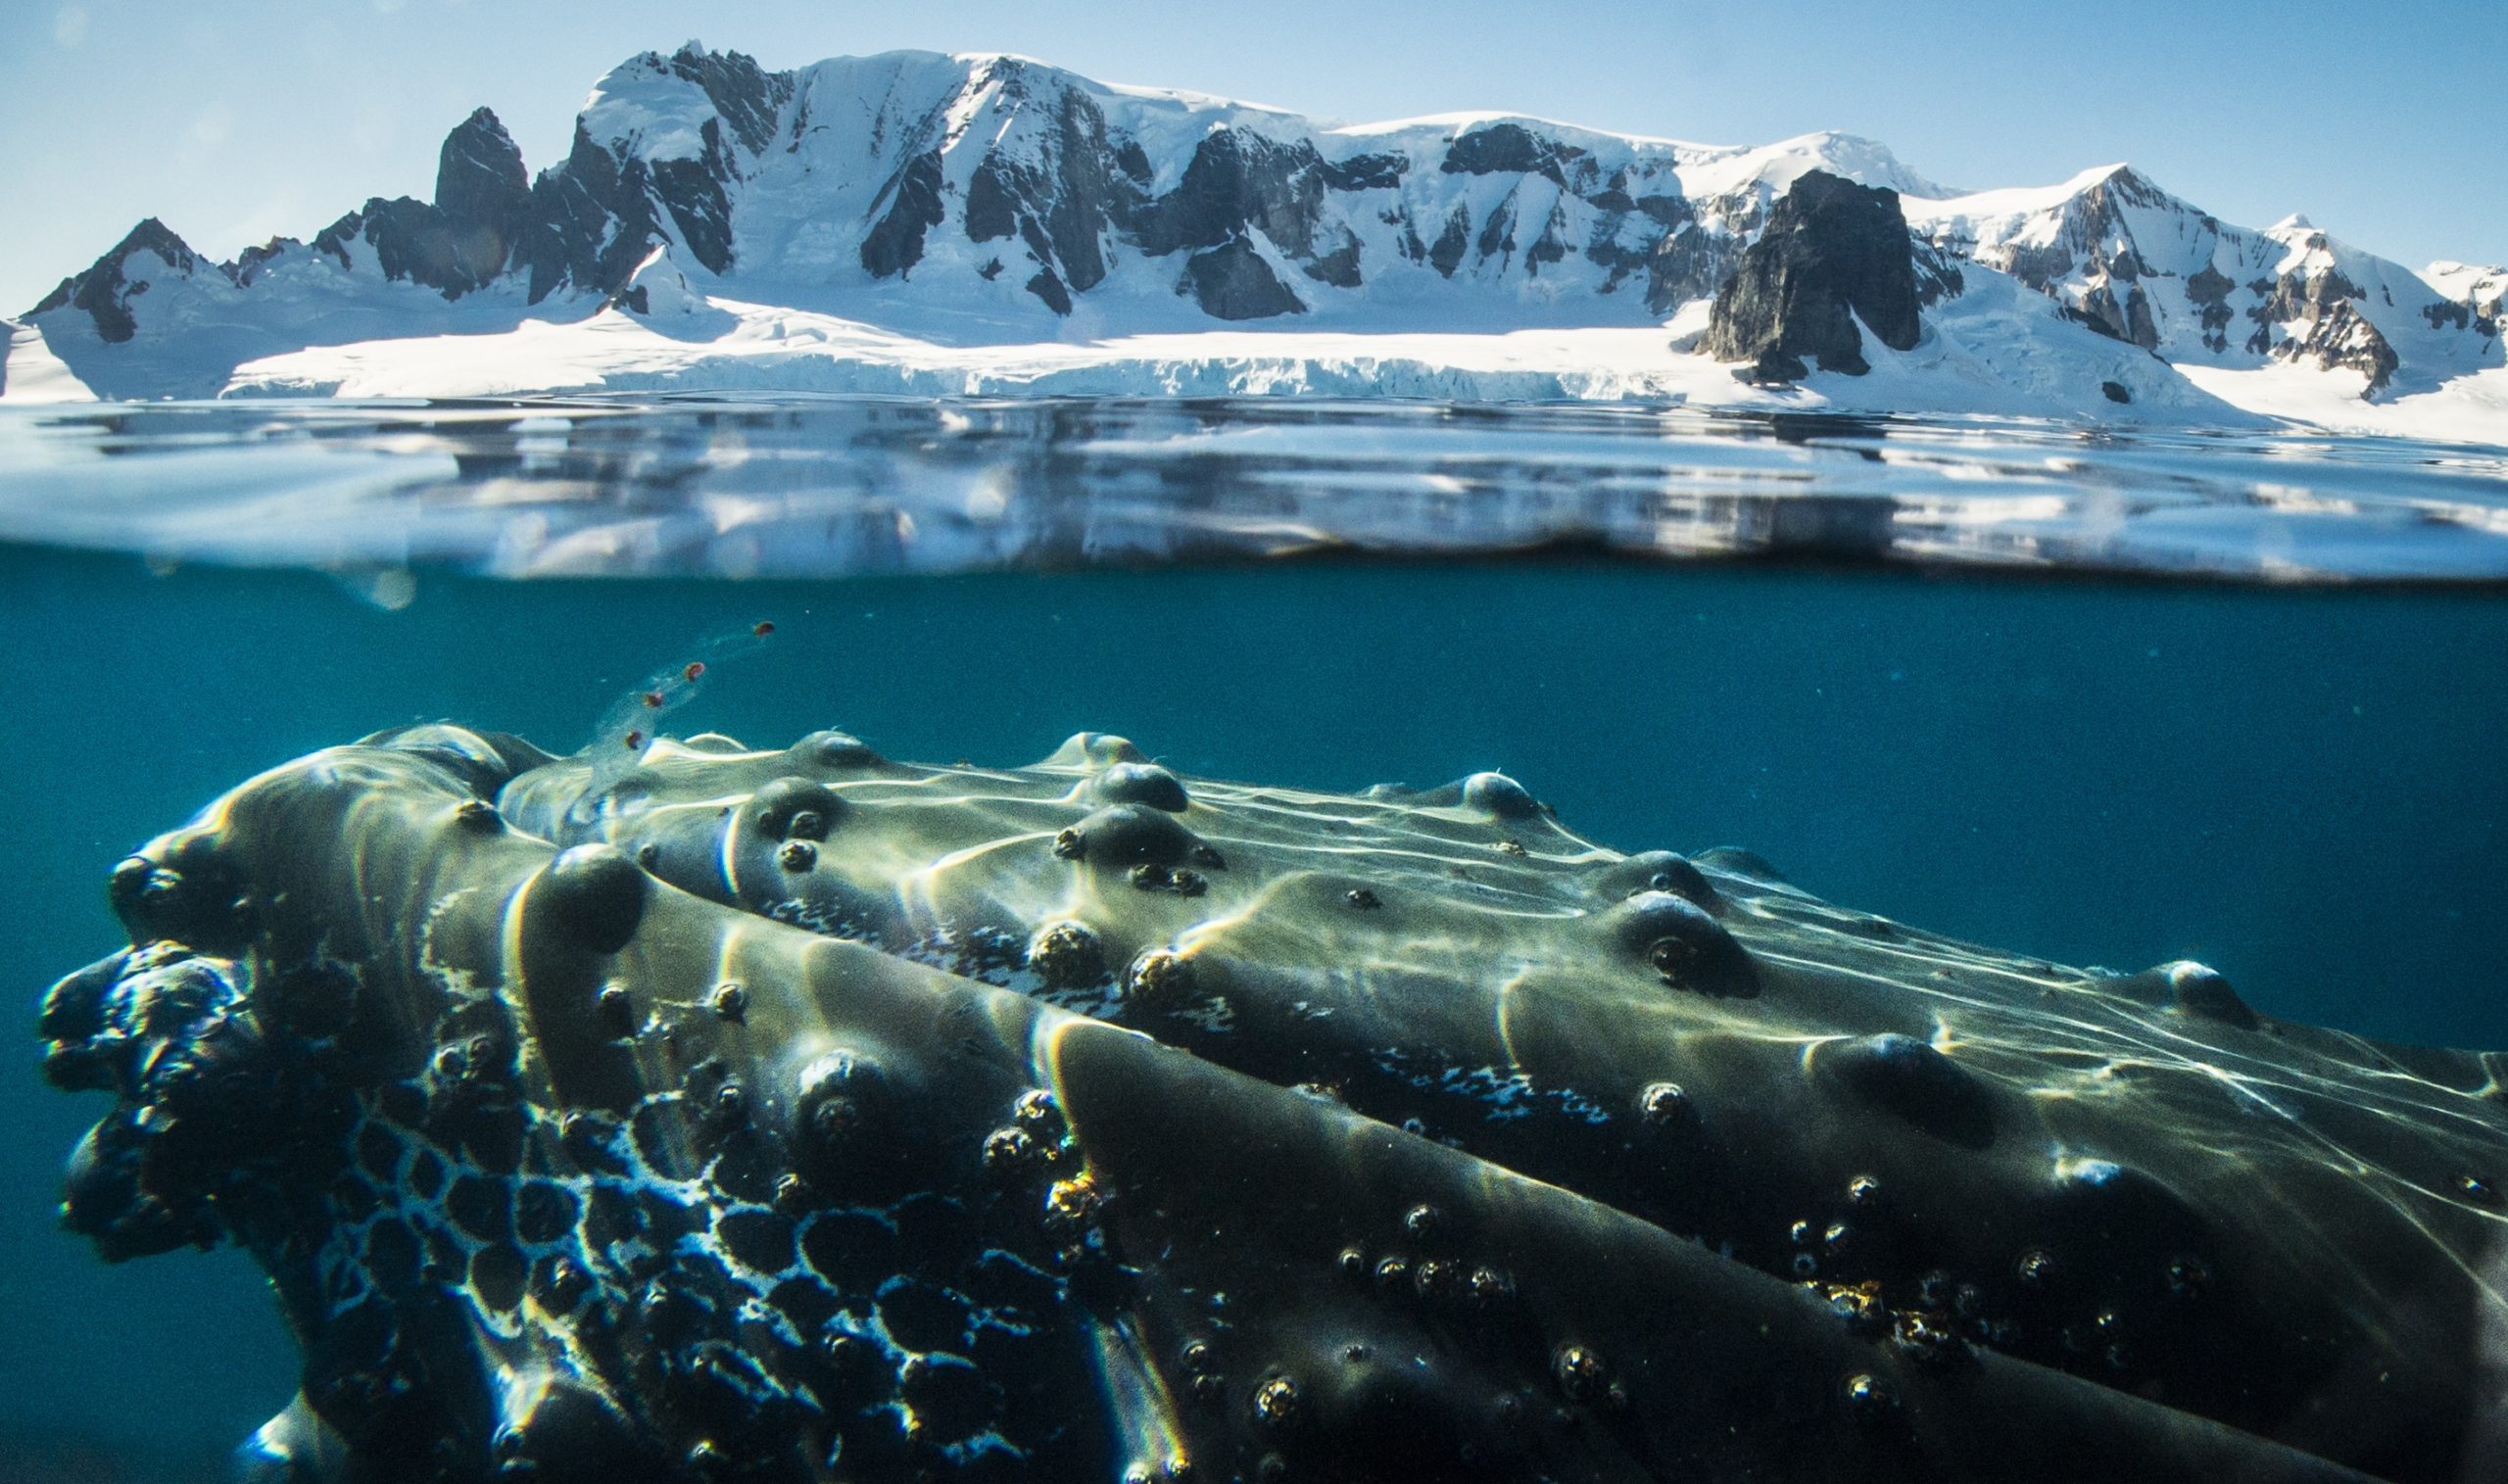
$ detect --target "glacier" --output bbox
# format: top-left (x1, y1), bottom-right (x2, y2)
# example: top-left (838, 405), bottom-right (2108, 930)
top-left (3, 44), bottom-right (2501, 446)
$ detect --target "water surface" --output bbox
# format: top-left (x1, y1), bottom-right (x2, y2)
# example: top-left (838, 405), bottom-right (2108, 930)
top-left (3, 397), bottom-right (2505, 581)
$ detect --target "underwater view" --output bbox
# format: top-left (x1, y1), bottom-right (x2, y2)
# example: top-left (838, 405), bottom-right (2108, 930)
top-left (2, 395), bottom-right (2506, 1483)
top-left (8, 3), bottom-right (2508, 1479)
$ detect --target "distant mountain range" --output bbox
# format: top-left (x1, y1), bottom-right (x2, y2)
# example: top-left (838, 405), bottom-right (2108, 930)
top-left (3, 43), bottom-right (2501, 438)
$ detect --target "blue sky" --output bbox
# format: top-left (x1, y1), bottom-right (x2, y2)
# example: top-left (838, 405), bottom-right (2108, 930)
top-left (2, 0), bottom-right (2497, 313)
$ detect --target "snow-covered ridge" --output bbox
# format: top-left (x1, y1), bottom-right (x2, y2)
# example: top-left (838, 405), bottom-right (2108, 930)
top-left (6, 42), bottom-right (2501, 445)
top-left (1903, 165), bottom-right (2493, 399)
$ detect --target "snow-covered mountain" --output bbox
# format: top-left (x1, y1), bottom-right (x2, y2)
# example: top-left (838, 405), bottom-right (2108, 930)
top-left (1902, 166), bottom-right (2494, 399)
top-left (6, 43), bottom-right (2501, 441)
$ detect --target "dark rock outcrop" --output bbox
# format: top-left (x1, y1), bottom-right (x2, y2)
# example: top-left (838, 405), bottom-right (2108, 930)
top-left (859, 151), bottom-right (946, 279)
top-left (1910, 239), bottom-right (1966, 307)
top-left (311, 109), bottom-right (536, 300)
top-left (2075, 279), bottom-right (2159, 349)
top-left (27, 218), bottom-right (203, 342)
top-left (2184, 263), bottom-right (2237, 352)
top-left (1180, 237), bottom-right (1305, 318)
top-left (519, 121), bottom-right (669, 302)
top-left (1427, 204), bottom-right (1471, 278)
top-left (1440, 120), bottom-right (1592, 190)
top-left (2247, 260), bottom-right (2401, 396)
top-left (1645, 208), bottom-right (1753, 315)
top-left (1133, 130), bottom-right (1333, 263)
top-left (1320, 152), bottom-right (1404, 191)
top-left (518, 45), bottom-right (791, 302)
top-left (2425, 300), bottom-right (2472, 332)
top-left (432, 109), bottom-right (533, 262)
top-left (668, 41), bottom-right (792, 156)
top-left (1024, 268), bottom-right (1073, 315)
top-left (1702, 170), bottom-right (1922, 380)
top-left (2275, 299), bottom-right (2400, 396)
top-left (953, 66), bottom-right (1143, 312)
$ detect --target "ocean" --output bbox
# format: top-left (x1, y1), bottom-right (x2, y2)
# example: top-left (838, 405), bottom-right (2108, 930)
top-left (4, 396), bottom-right (2505, 1481)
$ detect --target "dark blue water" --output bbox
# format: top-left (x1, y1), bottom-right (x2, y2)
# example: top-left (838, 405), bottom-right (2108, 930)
top-left (4, 537), bottom-right (2505, 1477)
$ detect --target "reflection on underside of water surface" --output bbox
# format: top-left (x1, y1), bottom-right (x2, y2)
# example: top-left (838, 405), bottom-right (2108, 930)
top-left (0, 395), bottom-right (2504, 582)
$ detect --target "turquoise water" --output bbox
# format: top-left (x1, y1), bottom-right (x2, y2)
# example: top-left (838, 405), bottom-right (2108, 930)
top-left (4, 399), bottom-right (2506, 1479)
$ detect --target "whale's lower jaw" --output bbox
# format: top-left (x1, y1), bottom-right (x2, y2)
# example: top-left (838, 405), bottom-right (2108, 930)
top-left (38, 723), bottom-right (2497, 1482)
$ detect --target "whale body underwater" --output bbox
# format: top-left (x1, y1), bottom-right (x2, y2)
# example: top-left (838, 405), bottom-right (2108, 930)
top-left (34, 722), bottom-right (2508, 1482)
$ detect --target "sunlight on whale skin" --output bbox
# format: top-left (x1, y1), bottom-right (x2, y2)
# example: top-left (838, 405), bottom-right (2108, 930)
top-left (38, 724), bottom-right (2504, 1482)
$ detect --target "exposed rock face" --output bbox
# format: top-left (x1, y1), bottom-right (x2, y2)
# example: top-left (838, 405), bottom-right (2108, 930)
top-left (432, 109), bottom-right (534, 266)
top-left (311, 109), bottom-right (535, 300)
top-left (517, 121), bottom-right (669, 303)
top-left (1441, 120), bottom-right (1582, 183)
top-left (2183, 263), bottom-right (2238, 351)
top-left (2074, 278), bottom-right (2159, 349)
top-left (517, 45), bottom-right (794, 301)
top-left (1180, 237), bottom-right (1305, 318)
top-left (957, 66), bottom-right (1142, 304)
top-left (957, 108), bottom-right (1375, 314)
top-left (36, 721), bottom-right (2508, 1481)
top-left (1702, 170), bottom-right (1922, 380)
top-left (1134, 129), bottom-right (1330, 261)
top-left (2426, 263), bottom-right (2504, 334)
top-left (2243, 253), bottom-right (2402, 394)
top-left (29, 218), bottom-right (203, 343)
top-left (858, 151), bottom-right (947, 279)
top-left (2274, 297), bottom-right (2400, 394)
top-left (1909, 239), bottom-right (1966, 307)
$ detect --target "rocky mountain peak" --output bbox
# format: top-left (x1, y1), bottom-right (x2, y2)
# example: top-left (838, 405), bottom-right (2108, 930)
top-left (641, 40), bottom-right (793, 158)
top-left (306, 106), bottom-right (543, 302)
top-left (25, 217), bottom-right (204, 342)
top-left (434, 108), bottom-right (529, 236)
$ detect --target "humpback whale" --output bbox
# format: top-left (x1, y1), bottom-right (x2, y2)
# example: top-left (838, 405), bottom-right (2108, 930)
top-left (38, 722), bottom-right (2508, 1481)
